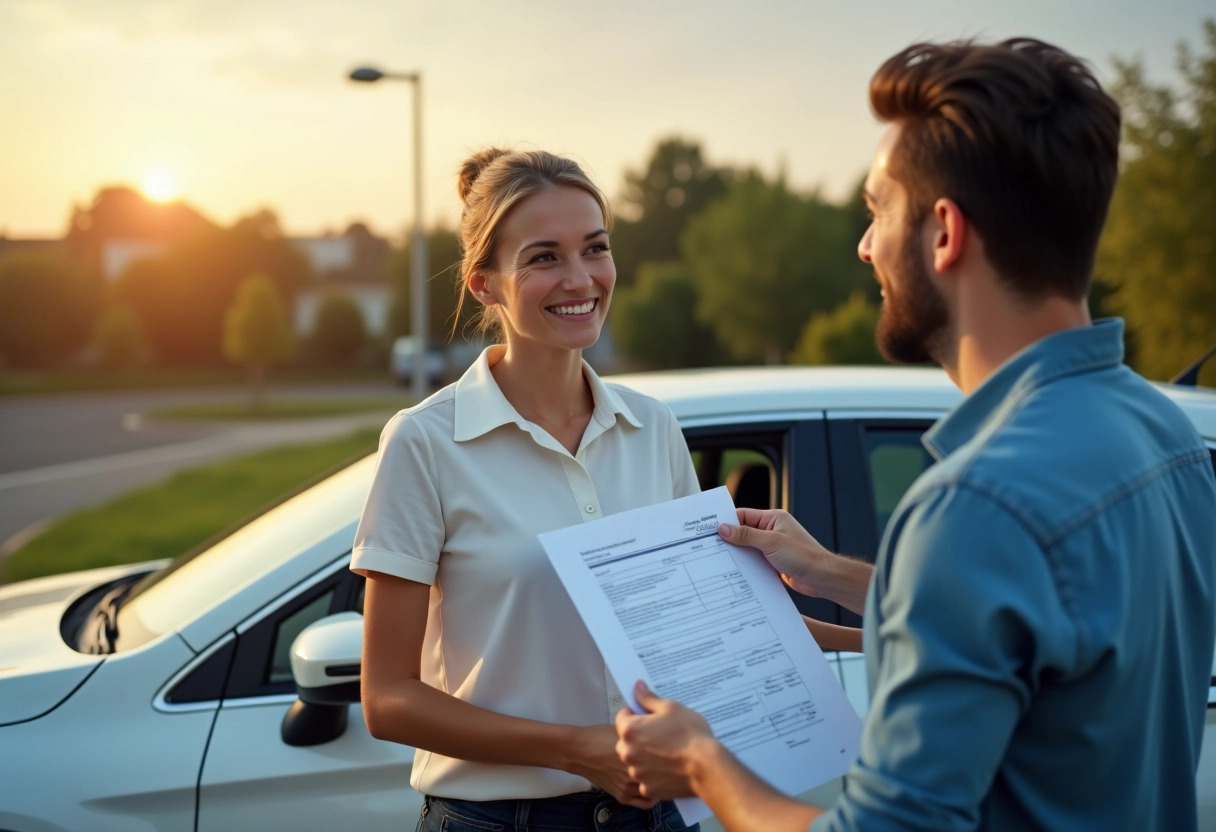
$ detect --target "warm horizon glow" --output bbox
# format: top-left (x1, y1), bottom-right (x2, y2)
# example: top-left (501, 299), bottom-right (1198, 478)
top-left (140, 170), bottom-right (179, 204)
top-left (0, 1), bottom-right (1206, 238)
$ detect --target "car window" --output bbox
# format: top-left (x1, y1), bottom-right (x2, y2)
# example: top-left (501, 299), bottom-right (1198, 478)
top-left (223, 565), bottom-right (364, 700)
top-left (864, 430), bottom-right (935, 537)
top-left (268, 590), bottom-right (336, 684)
top-left (690, 447), bottom-right (777, 509)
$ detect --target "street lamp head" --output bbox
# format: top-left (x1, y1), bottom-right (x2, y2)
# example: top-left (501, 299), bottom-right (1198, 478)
top-left (349, 67), bottom-right (384, 82)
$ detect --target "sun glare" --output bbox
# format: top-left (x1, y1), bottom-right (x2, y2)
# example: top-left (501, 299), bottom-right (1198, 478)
top-left (140, 170), bottom-right (179, 203)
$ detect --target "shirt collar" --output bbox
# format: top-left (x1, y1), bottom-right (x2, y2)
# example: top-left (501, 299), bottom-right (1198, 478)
top-left (923, 318), bottom-right (1126, 460)
top-left (453, 345), bottom-right (643, 443)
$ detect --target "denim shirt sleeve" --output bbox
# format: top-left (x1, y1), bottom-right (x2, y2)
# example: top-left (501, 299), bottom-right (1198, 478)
top-left (813, 485), bottom-right (1077, 832)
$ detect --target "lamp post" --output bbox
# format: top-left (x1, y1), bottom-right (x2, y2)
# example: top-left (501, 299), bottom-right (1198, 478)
top-left (349, 66), bottom-right (428, 401)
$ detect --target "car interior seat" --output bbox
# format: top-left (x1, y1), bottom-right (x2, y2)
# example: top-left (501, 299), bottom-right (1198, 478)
top-left (724, 461), bottom-right (774, 510)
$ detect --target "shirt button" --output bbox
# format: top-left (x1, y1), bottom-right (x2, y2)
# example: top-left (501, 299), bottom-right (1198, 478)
top-left (596, 808), bottom-right (612, 824)
top-left (610, 694), bottom-right (622, 706)
top-left (586, 505), bottom-right (596, 514)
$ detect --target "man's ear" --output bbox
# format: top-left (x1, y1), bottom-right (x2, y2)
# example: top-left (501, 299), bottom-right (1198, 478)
top-left (930, 198), bottom-right (967, 274)
top-left (467, 271), bottom-right (497, 306)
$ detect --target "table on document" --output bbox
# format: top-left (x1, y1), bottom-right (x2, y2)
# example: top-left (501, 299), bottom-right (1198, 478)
top-left (592, 530), bottom-right (822, 755)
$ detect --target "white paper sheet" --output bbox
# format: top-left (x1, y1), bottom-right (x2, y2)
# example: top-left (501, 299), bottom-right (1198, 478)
top-left (539, 486), bottom-right (862, 824)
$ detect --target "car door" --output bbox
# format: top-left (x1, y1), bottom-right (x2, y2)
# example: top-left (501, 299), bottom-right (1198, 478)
top-left (824, 414), bottom-right (942, 716)
top-left (683, 415), bottom-right (836, 615)
top-left (195, 559), bottom-right (420, 832)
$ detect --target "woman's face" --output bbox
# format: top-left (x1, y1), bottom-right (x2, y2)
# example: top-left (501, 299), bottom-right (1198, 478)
top-left (476, 185), bottom-right (615, 354)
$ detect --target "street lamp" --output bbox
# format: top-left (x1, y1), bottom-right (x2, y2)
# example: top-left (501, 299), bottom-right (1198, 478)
top-left (349, 65), bottom-right (429, 401)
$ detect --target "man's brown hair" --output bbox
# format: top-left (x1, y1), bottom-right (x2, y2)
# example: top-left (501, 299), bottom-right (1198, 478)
top-left (870, 38), bottom-right (1121, 300)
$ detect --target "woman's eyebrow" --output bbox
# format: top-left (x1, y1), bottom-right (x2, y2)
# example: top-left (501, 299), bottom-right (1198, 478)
top-left (519, 229), bottom-right (608, 253)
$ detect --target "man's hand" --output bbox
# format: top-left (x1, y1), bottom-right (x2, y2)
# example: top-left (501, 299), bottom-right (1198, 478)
top-left (719, 508), bottom-right (874, 615)
top-left (616, 681), bottom-right (824, 832)
top-left (614, 681), bottom-right (716, 800)
top-left (719, 509), bottom-right (834, 596)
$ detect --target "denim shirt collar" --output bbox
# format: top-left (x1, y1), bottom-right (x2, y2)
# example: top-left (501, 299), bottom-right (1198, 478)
top-left (923, 318), bottom-right (1126, 460)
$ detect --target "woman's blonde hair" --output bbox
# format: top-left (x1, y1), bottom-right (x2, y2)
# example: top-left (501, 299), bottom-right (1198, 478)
top-left (455, 148), bottom-right (611, 336)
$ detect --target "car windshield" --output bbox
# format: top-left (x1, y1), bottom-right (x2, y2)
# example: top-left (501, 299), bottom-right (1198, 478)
top-left (115, 455), bottom-right (376, 645)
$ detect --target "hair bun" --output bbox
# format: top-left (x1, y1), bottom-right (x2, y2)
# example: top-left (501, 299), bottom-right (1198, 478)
top-left (458, 148), bottom-right (512, 203)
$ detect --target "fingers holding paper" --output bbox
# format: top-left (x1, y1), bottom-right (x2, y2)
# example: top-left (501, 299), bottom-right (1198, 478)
top-left (614, 681), bottom-right (715, 800)
top-left (720, 509), bottom-right (874, 616)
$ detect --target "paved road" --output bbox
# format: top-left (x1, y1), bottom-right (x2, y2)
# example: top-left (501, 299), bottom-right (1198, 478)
top-left (0, 384), bottom-right (404, 557)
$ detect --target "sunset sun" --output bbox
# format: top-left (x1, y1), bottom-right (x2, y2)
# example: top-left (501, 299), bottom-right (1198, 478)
top-left (140, 169), bottom-right (179, 203)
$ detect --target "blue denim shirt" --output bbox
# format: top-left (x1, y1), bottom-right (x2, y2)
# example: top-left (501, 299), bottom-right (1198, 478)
top-left (814, 319), bottom-right (1216, 831)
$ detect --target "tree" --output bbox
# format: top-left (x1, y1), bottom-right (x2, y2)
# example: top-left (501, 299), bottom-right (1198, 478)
top-left (611, 261), bottom-right (730, 369)
top-left (93, 303), bottom-right (148, 369)
top-left (0, 251), bottom-right (101, 367)
top-left (1097, 21), bottom-right (1216, 386)
top-left (610, 137), bottom-right (733, 288)
top-left (64, 185), bottom-right (213, 282)
top-left (223, 274), bottom-right (295, 411)
top-left (791, 291), bottom-right (882, 366)
top-left (115, 210), bottom-right (312, 365)
top-left (309, 292), bottom-right (367, 365)
top-left (681, 172), bottom-right (859, 364)
top-left (388, 226), bottom-right (476, 344)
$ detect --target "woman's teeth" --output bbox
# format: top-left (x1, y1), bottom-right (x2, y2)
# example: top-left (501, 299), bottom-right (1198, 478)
top-left (549, 299), bottom-right (596, 316)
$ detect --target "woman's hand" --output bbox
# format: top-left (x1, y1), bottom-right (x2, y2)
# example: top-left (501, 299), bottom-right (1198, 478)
top-left (567, 724), bottom-right (656, 809)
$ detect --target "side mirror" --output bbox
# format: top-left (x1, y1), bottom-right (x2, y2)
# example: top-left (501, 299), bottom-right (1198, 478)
top-left (281, 611), bottom-right (363, 747)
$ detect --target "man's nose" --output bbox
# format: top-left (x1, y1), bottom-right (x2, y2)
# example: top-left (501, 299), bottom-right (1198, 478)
top-left (857, 225), bottom-right (874, 263)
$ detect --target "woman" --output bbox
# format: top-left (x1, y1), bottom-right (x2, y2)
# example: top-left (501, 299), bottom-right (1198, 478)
top-left (352, 148), bottom-right (700, 832)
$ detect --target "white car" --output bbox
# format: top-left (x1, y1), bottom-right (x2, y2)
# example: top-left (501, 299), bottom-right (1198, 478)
top-left (1, 366), bottom-right (1213, 832)
top-left (389, 336), bottom-right (446, 387)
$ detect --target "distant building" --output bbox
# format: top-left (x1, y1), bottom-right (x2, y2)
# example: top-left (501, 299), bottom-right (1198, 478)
top-left (101, 239), bottom-right (167, 281)
top-left (291, 223), bottom-right (393, 338)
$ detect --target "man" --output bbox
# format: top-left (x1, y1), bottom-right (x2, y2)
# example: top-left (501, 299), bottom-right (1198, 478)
top-left (614, 38), bottom-right (1216, 831)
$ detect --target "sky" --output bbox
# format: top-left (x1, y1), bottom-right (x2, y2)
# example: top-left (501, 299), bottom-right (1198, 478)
top-left (1, 0), bottom-right (1209, 240)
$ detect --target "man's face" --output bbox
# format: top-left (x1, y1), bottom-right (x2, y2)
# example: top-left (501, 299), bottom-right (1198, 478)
top-left (858, 124), bottom-right (951, 366)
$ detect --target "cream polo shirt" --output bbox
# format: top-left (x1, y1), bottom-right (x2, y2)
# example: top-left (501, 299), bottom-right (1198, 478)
top-left (351, 346), bottom-right (699, 801)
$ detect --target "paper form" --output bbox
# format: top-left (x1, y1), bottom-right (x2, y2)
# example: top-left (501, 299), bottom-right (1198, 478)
top-left (539, 486), bottom-right (862, 824)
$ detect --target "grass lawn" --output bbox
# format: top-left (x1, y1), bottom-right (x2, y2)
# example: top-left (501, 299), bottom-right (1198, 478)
top-left (147, 398), bottom-right (408, 421)
top-left (0, 428), bottom-right (380, 584)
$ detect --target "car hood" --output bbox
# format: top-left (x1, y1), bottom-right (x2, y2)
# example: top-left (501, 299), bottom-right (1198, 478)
top-left (0, 562), bottom-right (164, 726)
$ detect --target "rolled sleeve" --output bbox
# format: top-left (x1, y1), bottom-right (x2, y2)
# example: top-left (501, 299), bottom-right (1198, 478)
top-left (816, 486), bottom-right (1075, 832)
top-left (351, 411), bottom-right (445, 584)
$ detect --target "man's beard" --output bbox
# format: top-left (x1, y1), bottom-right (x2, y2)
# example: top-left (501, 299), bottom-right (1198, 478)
top-left (875, 228), bottom-right (951, 366)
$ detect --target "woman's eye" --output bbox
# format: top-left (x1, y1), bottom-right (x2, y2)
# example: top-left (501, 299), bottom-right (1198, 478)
top-left (586, 243), bottom-right (611, 255)
top-left (528, 252), bottom-right (556, 264)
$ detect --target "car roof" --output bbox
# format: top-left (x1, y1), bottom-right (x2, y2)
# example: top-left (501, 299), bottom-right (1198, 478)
top-left (607, 365), bottom-right (962, 419)
top-left (1152, 382), bottom-right (1216, 441)
top-left (607, 365), bottom-right (1216, 441)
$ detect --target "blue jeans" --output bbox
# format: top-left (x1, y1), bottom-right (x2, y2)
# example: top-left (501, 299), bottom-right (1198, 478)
top-left (417, 792), bottom-right (700, 832)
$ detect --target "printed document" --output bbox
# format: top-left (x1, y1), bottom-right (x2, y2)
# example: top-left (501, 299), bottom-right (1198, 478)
top-left (539, 486), bottom-right (862, 823)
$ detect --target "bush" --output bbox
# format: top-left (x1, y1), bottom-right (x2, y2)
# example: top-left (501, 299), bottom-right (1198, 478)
top-left (0, 252), bottom-right (101, 367)
top-left (308, 292), bottom-right (367, 365)
top-left (94, 303), bottom-right (149, 369)
top-left (791, 291), bottom-right (882, 366)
